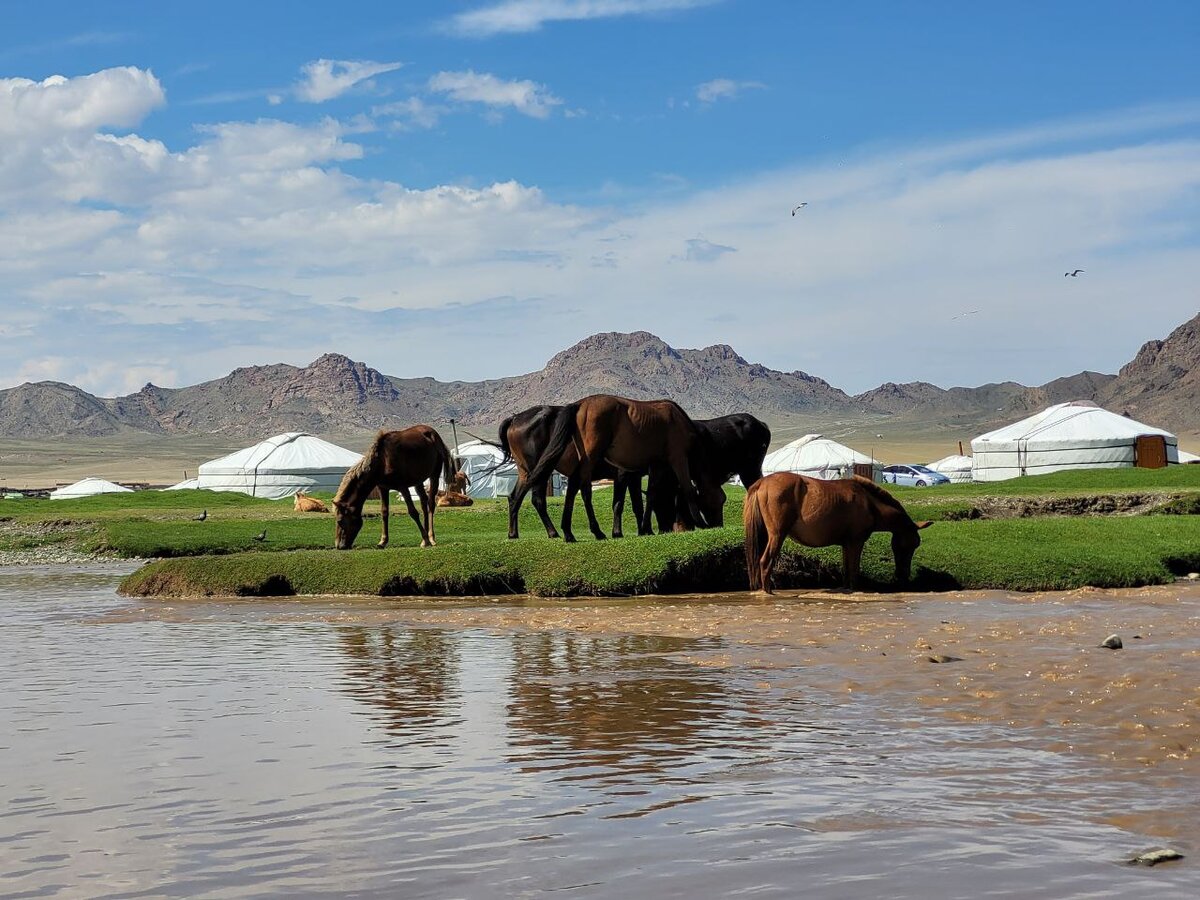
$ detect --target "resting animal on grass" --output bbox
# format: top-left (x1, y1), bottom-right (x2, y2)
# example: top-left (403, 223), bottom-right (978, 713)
top-left (437, 490), bottom-right (473, 507)
top-left (293, 491), bottom-right (329, 513)
top-left (744, 473), bottom-right (931, 594)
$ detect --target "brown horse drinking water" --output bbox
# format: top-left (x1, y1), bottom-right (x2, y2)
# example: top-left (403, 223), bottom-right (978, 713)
top-left (334, 426), bottom-right (454, 550)
top-left (743, 473), bottom-right (932, 593)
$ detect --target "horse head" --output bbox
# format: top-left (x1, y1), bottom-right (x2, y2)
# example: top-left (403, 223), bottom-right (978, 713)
top-left (333, 499), bottom-right (364, 550)
top-left (891, 520), bottom-right (932, 582)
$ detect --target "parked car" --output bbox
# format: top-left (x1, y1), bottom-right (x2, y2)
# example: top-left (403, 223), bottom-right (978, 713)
top-left (881, 464), bottom-right (951, 487)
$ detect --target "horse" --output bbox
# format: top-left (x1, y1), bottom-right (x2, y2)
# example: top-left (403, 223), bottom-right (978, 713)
top-left (499, 405), bottom-right (648, 540)
top-left (641, 412), bottom-right (772, 531)
top-left (523, 395), bottom-right (715, 543)
top-left (448, 468), bottom-right (470, 495)
top-left (293, 491), bottom-right (329, 513)
top-left (334, 426), bottom-right (454, 550)
top-left (743, 473), bottom-right (932, 594)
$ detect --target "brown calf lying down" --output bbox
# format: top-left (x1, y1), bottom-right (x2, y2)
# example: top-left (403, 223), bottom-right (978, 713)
top-left (436, 490), bottom-right (473, 507)
top-left (294, 491), bottom-right (330, 513)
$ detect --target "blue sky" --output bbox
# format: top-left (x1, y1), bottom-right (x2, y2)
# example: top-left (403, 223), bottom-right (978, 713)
top-left (2, 1), bottom-right (1199, 397)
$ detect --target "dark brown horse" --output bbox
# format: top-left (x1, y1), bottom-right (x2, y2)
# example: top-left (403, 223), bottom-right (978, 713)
top-left (499, 405), bottom-right (647, 540)
top-left (524, 395), bottom-right (714, 543)
top-left (642, 412), bottom-right (772, 531)
top-left (334, 426), bottom-right (454, 550)
top-left (743, 473), bottom-right (931, 593)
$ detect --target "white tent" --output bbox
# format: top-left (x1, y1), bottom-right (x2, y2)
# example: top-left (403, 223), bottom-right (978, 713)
top-left (49, 477), bottom-right (134, 500)
top-left (761, 435), bottom-right (882, 482)
top-left (197, 432), bottom-right (363, 499)
top-left (163, 478), bottom-right (200, 491)
top-left (1179, 449), bottom-right (1200, 464)
top-left (453, 440), bottom-right (519, 498)
top-left (971, 401), bottom-right (1178, 482)
top-left (927, 454), bottom-right (974, 484)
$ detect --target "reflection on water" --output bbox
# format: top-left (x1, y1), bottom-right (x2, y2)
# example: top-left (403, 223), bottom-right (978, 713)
top-left (2, 564), bottom-right (1197, 898)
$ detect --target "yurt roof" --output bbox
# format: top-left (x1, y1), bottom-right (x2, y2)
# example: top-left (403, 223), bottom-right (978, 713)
top-left (974, 401), bottom-right (1175, 445)
top-left (198, 432), bottom-right (363, 475)
top-left (49, 477), bottom-right (134, 499)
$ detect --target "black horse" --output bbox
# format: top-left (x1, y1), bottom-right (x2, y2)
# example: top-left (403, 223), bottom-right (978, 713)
top-left (643, 412), bottom-right (772, 531)
top-left (499, 405), bottom-right (648, 540)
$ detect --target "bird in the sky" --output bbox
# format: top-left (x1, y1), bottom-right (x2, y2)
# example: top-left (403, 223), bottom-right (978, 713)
top-left (253, 529), bottom-right (267, 542)
top-left (1064, 269), bottom-right (1084, 277)
top-left (192, 510), bottom-right (207, 521)
top-left (951, 310), bottom-right (980, 320)
top-left (791, 203), bottom-right (808, 215)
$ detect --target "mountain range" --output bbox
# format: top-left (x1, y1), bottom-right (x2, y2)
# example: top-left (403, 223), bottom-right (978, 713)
top-left (1, 313), bottom-right (1196, 440)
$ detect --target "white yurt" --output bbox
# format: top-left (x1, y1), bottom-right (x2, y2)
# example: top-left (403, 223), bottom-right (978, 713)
top-left (927, 454), bottom-right (975, 484)
top-left (761, 435), bottom-right (882, 482)
top-left (49, 477), bottom-right (134, 500)
top-left (453, 440), bottom-right (519, 498)
top-left (971, 401), bottom-right (1178, 482)
top-left (163, 478), bottom-right (200, 491)
top-left (1179, 449), bottom-right (1200, 464)
top-left (197, 432), bottom-right (364, 499)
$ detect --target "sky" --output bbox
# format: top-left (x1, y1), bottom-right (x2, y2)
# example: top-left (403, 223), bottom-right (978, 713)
top-left (2, 0), bottom-right (1199, 397)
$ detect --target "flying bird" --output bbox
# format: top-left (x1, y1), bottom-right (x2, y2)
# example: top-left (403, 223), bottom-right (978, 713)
top-left (252, 529), bottom-right (267, 543)
top-left (791, 203), bottom-right (808, 215)
top-left (192, 510), bottom-right (207, 522)
top-left (1064, 269), bottom-right (1084, 277)
top-left (951, 310), bottom-right (979, 320)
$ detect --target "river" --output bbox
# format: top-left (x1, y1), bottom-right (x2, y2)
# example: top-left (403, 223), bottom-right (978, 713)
top-left (2, 563), bottom-right (1196, 897)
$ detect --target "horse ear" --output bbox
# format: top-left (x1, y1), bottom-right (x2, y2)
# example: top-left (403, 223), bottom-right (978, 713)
top-left (916, 520), bottom-right (933, 530)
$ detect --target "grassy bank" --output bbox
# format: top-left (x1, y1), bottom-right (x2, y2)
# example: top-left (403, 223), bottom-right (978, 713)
top-left (118, 515), bottom-right (1200, 598)
top-left (2, 467), bottom-right (1197, 597)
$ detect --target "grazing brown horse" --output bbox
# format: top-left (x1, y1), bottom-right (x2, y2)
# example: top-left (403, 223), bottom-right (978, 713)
top-left (334, 426), bottom-right (454, 549)
top-left (743, 473), bottom-right (931, 593)
top-left (293, 491), bottom-right (329, 513)
top-left (524, 395), bottom-right (713, 543)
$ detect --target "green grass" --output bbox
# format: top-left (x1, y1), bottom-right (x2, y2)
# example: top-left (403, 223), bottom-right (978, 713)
top-left (2, 470), bottom-right (1197, 598)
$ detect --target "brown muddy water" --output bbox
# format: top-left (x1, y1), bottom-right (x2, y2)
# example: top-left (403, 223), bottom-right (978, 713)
top-left (2, 564), bottom-right (1198, 898)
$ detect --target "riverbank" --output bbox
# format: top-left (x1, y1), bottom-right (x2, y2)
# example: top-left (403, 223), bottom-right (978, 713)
top-left (3, 467), bottom-right (1198, 597)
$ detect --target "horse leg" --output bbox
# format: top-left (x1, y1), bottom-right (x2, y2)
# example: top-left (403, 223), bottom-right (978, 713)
top-left (529, 477), bottom-right (559, 539)
top-left (415, 483), bottom-right (435, 547)
top-left (507, 474), bottom-right (532, 540)
top-left (399, 487), bottom-right (426, 547)
top-left (374, 488), bottom-right (390, 548)
top-left (841, 541), bottom-right (864, 591)
top-left (611, 474), bottom-right (626, 539)
top-left (580, 476), bottom-right (605, 541)
top-left (560, 473), bottom-right (580, 543)
top-left (628, 472), bottom-right (647, 537)
top-left (759, 532), bottom-right (785, 596)
top-left (665, 448), bottom-right (705, 532)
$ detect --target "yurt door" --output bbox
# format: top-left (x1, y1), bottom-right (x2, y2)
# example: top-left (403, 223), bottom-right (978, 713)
top-left (852, 463), bottom-right (876, 482)
top-left (1135, 435), bottom-right (1168, 469)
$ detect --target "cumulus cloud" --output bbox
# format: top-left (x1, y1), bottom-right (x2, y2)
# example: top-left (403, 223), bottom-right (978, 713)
top-left (443, 0), bottom-right (721, 37)
top-left (695, 78), bottom-right (765, 103)
top-left (294, 58), bottom-right (403, 103)
top-left (428, 70), bottom-right (562, 119)
top-left (1, 67), bottom-right (1198, 397)
top-left (0, 67), bottom-right (164, 137)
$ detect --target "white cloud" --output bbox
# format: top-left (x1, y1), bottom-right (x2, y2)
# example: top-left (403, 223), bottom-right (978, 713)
top-left (696, 78), bottom-right (765, 103)
top-left (0, 67), bottom-right (164, 137)
top-left (428, 70), bottom-right (562, 119)
top-left (0, 69), bottom-right (1198, 399)
top-left (294, 58), bottom-right (403, 103)
top-left (372, 96), bottom-right (445, 130)
top-left (443, 0), bottom-right (720, 36)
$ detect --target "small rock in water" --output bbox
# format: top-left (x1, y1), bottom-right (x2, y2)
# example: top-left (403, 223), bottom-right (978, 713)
top-left (1127, 848), bottom-right (1184, 866)
top-left (1188, 572), bottom-right (1199, 581)
top-left (927, 654), bottom-right (963, 664)
top-left (1100, 634), bottom-right (1123, 650)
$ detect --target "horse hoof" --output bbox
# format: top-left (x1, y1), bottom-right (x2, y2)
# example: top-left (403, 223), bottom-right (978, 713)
top-left (563, 535), bottom-right (576, 544)
top-left (593, 533), bottom-right (606, 541)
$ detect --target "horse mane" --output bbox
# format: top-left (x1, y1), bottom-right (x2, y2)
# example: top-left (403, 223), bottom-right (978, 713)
top-left (335, 431), bottom-right (388, 501)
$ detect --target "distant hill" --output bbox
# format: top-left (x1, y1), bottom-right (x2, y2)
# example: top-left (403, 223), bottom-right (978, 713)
top-left (0, 314), bottom-right (1195, 439)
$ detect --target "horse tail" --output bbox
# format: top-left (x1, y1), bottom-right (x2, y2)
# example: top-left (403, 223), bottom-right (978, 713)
top-left (525, 402), bottom-right (579, 488)
top-left (743, 482), bottom-right (766, 590)
top-left (497, 415), bottom-right (515, 464)
top-left (427, 428), bottom-right (453, 496)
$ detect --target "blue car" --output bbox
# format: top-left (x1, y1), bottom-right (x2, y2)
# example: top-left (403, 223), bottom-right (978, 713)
top-left (882, 464), bottom-right (951, 487)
